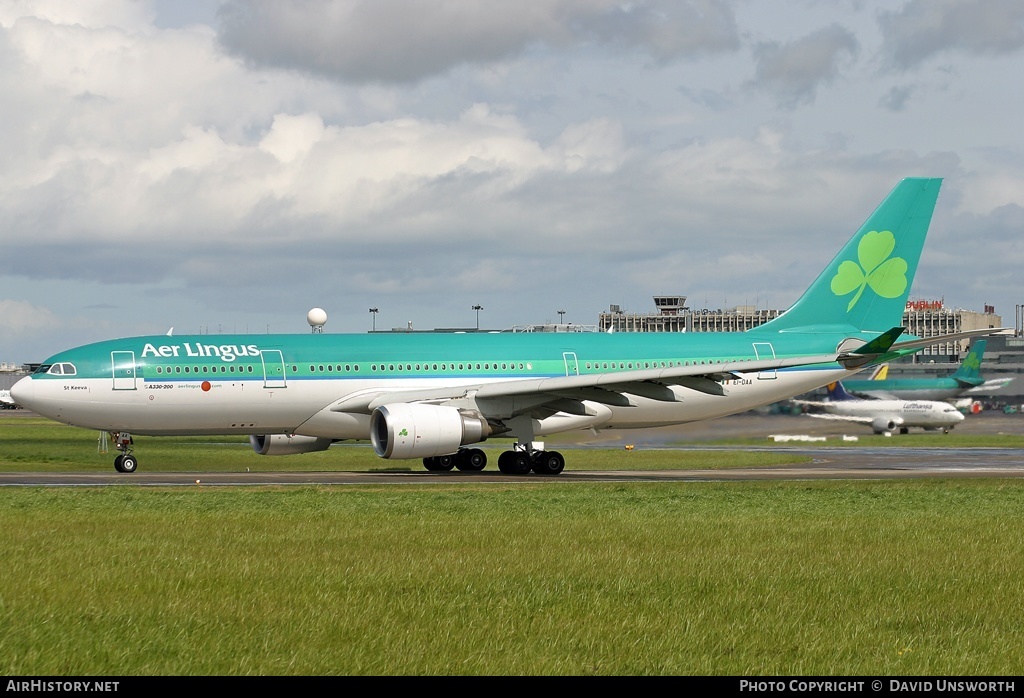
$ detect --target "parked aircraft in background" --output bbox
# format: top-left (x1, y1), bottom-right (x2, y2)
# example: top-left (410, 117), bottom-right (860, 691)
top-left (12, 178), bottom-right (999, 474)
top-left (841, 339), bottom-right (1013, 402)
top-left (0, 390), bottom-right (20, 409)
top-left (794, 380), bottom-right (965, 435)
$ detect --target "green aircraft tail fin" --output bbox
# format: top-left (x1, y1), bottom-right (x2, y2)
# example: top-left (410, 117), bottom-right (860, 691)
top-left (758, 178), bottom-right (942, 333)
top-left (952, 339), bottom-right (987, 387)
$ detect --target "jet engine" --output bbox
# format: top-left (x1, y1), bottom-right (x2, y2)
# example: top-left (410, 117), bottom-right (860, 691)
top-left (371, 403), bottom-right (492, 459)
top-left (870, 417), bottom-right (900, 435)
top-left (250, 434), bottom-right (333, 455)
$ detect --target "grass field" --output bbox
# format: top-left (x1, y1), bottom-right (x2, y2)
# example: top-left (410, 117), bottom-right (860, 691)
top-left (2, 414), bottom-right (1024, 675)
top-left (3, 481), bottom-right (1024, 675)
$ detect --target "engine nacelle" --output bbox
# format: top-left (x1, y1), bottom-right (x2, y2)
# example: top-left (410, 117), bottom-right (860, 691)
top-left (250, 434), bottom-right (333, 456)
top-left (370, 403), bottom-right (491, 459)
top-left (870, 417), bottom-right (899, 434)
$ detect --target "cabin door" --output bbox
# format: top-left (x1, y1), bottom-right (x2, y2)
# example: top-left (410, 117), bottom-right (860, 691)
top-left (261, 350), bottom-right (287, 388)
top-left (752, 342), bottom-right (777, 380)
top-left (563, 352), bottom-right (579, 376)
top-left (111, 351), bottom-right (137, 390)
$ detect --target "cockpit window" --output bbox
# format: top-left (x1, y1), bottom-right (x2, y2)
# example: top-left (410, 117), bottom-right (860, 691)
top-left (61, 363), bottom-right (77, 376)
top-left (35, 364), bottom-right (52, 375)
top-left (45, 363), bottom-right (77, 376)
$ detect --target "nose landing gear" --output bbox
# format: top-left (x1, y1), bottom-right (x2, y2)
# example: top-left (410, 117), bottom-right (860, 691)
top-left (111, 432), bottom-right (138, 473)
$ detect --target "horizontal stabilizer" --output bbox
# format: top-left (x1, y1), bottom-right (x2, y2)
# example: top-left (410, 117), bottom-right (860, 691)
top-left (837, 327), bottom-right (904, 369)
top-left (840, 327), bottom-right (1012, 369)
top-left (889, 328), bottom-right (1013, 356)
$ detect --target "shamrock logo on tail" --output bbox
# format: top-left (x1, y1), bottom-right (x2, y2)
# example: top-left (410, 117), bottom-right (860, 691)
top-left (399, 428), bottom-right (409, 437)
top-left (830, 230), bottom-right (908, 312)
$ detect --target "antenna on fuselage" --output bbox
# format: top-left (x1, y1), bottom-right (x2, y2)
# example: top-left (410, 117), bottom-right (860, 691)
top-left (166, 327), bottom-right (174, 336)
top-left (307, 308), bottom-right (327, 334)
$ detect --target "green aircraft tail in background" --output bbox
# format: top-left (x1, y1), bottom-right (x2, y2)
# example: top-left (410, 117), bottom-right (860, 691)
top-left (951, 339), bottom-right (987, 387)
top-left (842, 339), bottom-right (1014, 401)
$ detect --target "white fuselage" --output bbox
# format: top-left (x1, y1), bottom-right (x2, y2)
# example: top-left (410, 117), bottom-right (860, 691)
top-left (818, 398), bottom-right (965, 432)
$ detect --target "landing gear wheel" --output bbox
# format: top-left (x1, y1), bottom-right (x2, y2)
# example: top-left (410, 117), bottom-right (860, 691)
top-left (120, 454), bottom-right (138, 473)
top-left (423, 455), bottom-right (456, 472)
top-left (455, 448), bottom-right (487, 472)
top-left (497, 451), bottom-right (514, 474)
top-left (531, 450), bottom-right (565, 475)
top-left (498, 451), bottom-right (532, 475)
top-left (113, 453), bottom-right (138, 473)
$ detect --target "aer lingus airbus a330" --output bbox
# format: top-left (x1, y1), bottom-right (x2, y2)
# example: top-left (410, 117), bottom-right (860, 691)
top-left (12, 178), bottom-right (999, 475)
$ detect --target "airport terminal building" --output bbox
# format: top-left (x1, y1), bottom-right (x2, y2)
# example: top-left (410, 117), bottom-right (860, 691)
top-left (598, 297), bottom-right (1003, 362)
top-left (598, 297), bottom-right (1024, 403)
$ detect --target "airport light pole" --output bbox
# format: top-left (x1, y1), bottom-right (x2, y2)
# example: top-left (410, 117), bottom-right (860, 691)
top-left (558, 309), bottom-right (566, 324)
top-left (472, 304), bottom-right (483, 330)
top-left (369, 307), bottom-right (378, 332)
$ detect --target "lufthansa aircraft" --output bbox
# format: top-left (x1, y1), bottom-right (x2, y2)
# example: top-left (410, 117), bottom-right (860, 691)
top-left (11, 178), bottom-right (998, 475)
top-left (794, 381), bottom-right (965, 435)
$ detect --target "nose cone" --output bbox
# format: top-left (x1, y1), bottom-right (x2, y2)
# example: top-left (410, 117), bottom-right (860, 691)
top-left (10, 376), bottom-right (34, 410)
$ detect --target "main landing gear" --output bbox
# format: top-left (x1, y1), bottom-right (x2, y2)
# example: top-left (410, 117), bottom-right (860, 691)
top-left (423, 447), bottom-right (488, 472)
top-left (497, 448), bottom-right (565, 475)
top-left (111, 432), bottom-right (138, 473)
top-left (422, 446), bottom-right (565, 475)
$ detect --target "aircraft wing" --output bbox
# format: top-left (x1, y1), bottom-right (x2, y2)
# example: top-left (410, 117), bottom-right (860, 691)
top-left (847, 388), bottom-right (899, 400)
top-left (804, 413), bottom-right (902, 426)
top-left (329, 326), bottom-right (1006, 416)
top-left (331, 351), bottom-right (843, 414)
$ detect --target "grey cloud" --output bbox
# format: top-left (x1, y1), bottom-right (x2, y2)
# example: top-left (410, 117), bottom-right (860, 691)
top-left (570, 0), bottom-right (740, 61)
top-left (750, 24), bottom-right (859, 109)
top-left (878, 84), bottom-right (914, 111)
top-left (215, 0), bottom-right (739, 83)
top-left (879, 0), bottom-right (1024, 70)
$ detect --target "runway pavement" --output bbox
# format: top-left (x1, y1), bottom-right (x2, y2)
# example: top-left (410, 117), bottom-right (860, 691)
top-left (2, 410), bottom-right (1022, 487)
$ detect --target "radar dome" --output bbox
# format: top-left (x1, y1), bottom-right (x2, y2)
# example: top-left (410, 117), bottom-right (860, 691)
top-left (307, 307), bottom-right (328, 328)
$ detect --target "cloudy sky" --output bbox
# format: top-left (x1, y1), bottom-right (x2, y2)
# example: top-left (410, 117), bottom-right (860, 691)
top-left (2, 0), bottom-right (1023, 363)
